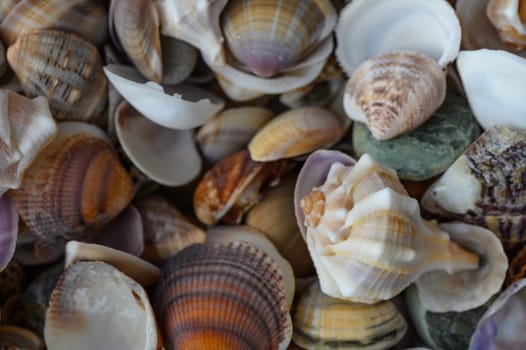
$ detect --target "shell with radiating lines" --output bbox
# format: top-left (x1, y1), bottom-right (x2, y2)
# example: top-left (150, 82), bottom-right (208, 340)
top-left (343, 51), bottom-right (446, 140)
top-left (154, 241), bottom-right (292, 350)
top-left (7, 29), bottom-right (107, 124)
top-left (9, 122), bottom-right (135, 247)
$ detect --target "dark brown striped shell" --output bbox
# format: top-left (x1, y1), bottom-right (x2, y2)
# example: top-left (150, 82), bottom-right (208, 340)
top-left (154, 241), bottom-right (292, 350)
top-left (6, 29), bottom-right (107, 124)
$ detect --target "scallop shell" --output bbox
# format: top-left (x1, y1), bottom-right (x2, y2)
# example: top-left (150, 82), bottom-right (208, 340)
top-left (343, 51), bottom-right (446, 140)
top-left (9, 122), bottom-right (135, 247)
top-left (45, 261), bottom-right (159, 350)
top-left (292, 282), bottom-right (407, 350)
top-left (421, 126), bottom-right (526, 247)
top-left (0, 326), bottom-right (44, 350)
top-left (7, 29), bottom-right (108, 124)
top-left (134, 195), bottom-right (206, 266)
top-left (248, 107), bottom-right (343, 161)
top-left (0, 195), bottom-right (18, 273)
top-left (300, 154), bottom-right (479, 302)
top-left (154, 241), bottom-right (292, 350)
top-left (487, 0), bottom-right (526, 50)
top-left (336, 0), bottom-right (461, 76)
top-left (193, 149), bottom-right (289, 225)
top-left (112, 0), bottom-right (162, 82)
top-left (0, 0), bottom-right (108, 46)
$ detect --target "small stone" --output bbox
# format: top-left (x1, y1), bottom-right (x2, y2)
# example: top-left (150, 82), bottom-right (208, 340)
top-left (352, 93), bottom-right (481, 180)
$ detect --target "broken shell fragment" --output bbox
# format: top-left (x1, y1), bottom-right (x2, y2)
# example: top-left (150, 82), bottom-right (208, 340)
top-left (0, 195), bottom-right (17, 272)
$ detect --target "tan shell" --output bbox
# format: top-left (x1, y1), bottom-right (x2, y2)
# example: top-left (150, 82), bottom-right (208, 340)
top-left (7, 29), bottom-right (108, 124)
top-left (0, 0), bottom-right (19, 22)
top-left (9, 122), bottom-right (135, 247)
top-left (487, 0), bottom-right (526, 50)
top-left (343, 51), bottom-right (446, 140)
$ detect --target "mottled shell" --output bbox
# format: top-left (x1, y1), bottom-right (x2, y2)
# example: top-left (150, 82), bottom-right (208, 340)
top-left (134, 195), bottom-right (206, 266)
top-left (292, 282), bottom-right (407, 350)
top-left (221, 0), bottom-right (337, 78)
top-left (248, 107), bottom-right (343, 161)
top-left (344, 52), bottom-right (446, 140)
top-left (112, 0), bottom-right (162, 82)
top-left (154, 241), bottom-right (292, 350)
top-left (193, 149), bottom-right (289, 225)
top-left (9, 122), bottom-right (135, 247)
top-left (487, 0), bottom-right (526, 50)
top-left (7, 30), bottom-right (108, 124)
top-left (45, 261), bottom-right (159, 350)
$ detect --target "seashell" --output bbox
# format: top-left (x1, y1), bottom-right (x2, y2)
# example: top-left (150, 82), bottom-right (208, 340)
top-left (215, 72), bottom-right (266, 101)
top-left (336, 0), bottom-right (461, 76)
top-left (196, 107), bottom-right (274, 164)
top-left (9, 122), bottom-right (135, 247)
top-left (470, 278), bottom-right (526, 349)
top-left (154, 241), bottom-right (292, 350)
top-left (246, 175), bottom-right (315, 278)
top-left (206, 225), bottom-right (295, 309)
top-left (0, 89), bottom-right (57, 196)
top-left (456, 49), bottom-right (526, 129)
top-left (300, 154), bottom-right (480, 302)
top-left (487, 0), bottom-right (526, 50)
top-left (13, 224), bottom-right (63, 266)
top-left (0, 259), bottom-right (24, 301)
top-left (421, 126), bottom-right (526, 247)
top-left (0, 325), bottom-right (44, 350)
top-left (0, 0), bottom-right (19, 22)
top-left (0, 195), bottom-right (17, 272)
top-left (248, 107), bottom-right (343, 161)
top-left (104, 64), bottom-right (225, 129)
top-left (220, 0), bottom-right (337, 78)
top-left (115, 100), bottom-right (202, 186)
top-left (414, 222), bottom-right (507, 312)
top-left (0, 0), bottom-right (108, 46)
top-left (194, 149), bottom-right (289, 225)
top-left (7, 29), bottom-right (108, 124)
top-left (45, 261), bottom-right (159, 350)
top-left (507, 243), bottom-right (526, 285)
top-left (134, 195), bottom-right (206, 266)
top-left (65, 241), bottom-right (160, 286)
top-left (292, 282), bottom-right (407, 350)
top-left (161, 35), bottom-right (198, 85)
top-left (343, 51), bottom-right (446, 140)
top-left (112, 0), bottom-right (162, 82)
top-left (155, 0), bottom-right (228, 65)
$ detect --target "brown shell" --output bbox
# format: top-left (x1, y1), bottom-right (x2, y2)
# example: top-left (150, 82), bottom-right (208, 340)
top-left (0, 325), bottom-right (44, 350)
top-left (154, 241), bottom-right (292, 350)
top-left (0, 260), bottom-right (24, 301)
top-left (7, 29), bottom-right (107, 124)
top-left (193, 149), bottom-right (289, 225)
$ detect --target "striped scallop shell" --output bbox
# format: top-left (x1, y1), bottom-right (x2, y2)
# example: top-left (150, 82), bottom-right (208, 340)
top-left (7, 29), bottom-right (107, 124)
top-left (9, 122), bottom-right (135, 247)
top-left (220, 0), bottom-right (337, 78)
top-left (292, 282), bottom-right (407, 350)
top-left (154, 241), bottom-right (292, 350)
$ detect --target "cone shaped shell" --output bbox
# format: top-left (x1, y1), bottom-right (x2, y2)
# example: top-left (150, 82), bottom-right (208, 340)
top-left (154, 241), bottom-right (292, 350)
top-left (9, 122), bottom-right (135, 246)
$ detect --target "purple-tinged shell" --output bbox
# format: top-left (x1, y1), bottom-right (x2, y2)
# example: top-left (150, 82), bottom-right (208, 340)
top-left (470, 278), bottom-right (526, 349)
top-left (294, 149), bottom-right (356, 239)
top-left (0, 195), bottom-right (18, 271)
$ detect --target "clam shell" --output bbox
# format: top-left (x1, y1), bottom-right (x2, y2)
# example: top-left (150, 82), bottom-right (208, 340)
top-left (45, 261), bottom-right (159, 350)
top-left (112, 0), bottom-right (162, 82)
top-left (0, 195), bottom-right (18, 272)
top-left (336, 0), bottom-right (461, 76)
top-left (343, 51), bottom-right (446, 140)
top-left (0, 0), bottom-right (19, 22)
top-left (0, 326), bottom-right (44, 350)
top-left (248, 107), bottom-right (343, 161)
top-left (9, 122), bottom-right (135, 246)
top-left (7, 29), bottom-right (107, 124)
top-left (487, 0), bottom-right (526, 50)
top-left (154, 241), bottom-right (292, 350)
top-left (215, 73), bottom-right (266, 101)
top-left (292, 282), bottom-right (407, 350)
top-left (161, 35), bottom-right (198, 85)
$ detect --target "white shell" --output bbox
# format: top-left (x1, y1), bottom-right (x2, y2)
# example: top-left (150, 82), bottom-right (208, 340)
top-left (336, 0), bottom-right (461, 76)
top-left (104, 64), bottom-right (224, 129)
top-left (457, 49), bottom-right (526, 129)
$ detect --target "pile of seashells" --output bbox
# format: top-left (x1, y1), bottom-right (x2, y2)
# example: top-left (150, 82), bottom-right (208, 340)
top-left (1, 0), bottom-right (526, 349)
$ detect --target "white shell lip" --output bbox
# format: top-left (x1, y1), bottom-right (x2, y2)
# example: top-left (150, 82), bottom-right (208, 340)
top-left (457, 49), bottom-right (526, 130)
top-left (104, 64), bottom-right (225, 130)
top-left (336, 0), bottom-right (461, 76)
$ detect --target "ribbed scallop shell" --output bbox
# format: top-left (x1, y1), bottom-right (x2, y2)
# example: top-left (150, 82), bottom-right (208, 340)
top-left (45, 261), bottom-right (159, 350)
top-left (344, 52), bottom-right (446, 140)
top-left (7, 29), bottom-right (107, 124)
top-left (113, 0), bottom-right (162, 82)
top-left (487, 0), bottom-right (526, 50)
top-left (154, 241), bottom-right (292, 350)
top-left (292, 282), bottom-right (407, 350)
top-left (248, 107), bottom-right (343, 161)
top-left (221, 0), bottom-right (337, 78)
top-left (9, 122), bottom-right (135, 247)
